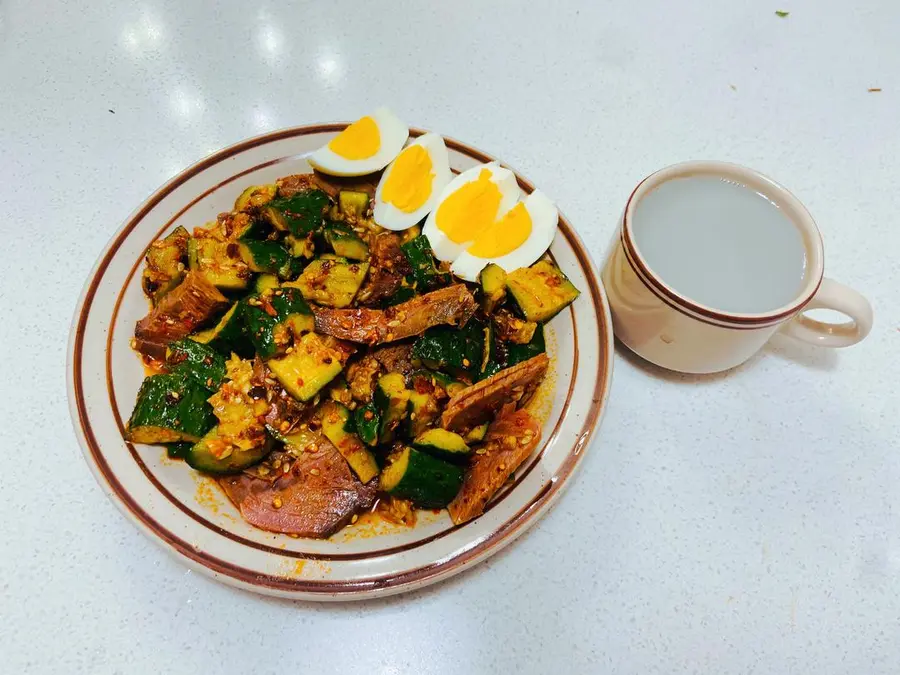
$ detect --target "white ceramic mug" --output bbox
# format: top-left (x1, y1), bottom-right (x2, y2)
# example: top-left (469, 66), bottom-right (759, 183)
top-left (601, 161), bottom-right (873, 374)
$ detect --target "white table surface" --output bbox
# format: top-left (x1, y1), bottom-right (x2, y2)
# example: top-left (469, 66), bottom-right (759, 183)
top-left (3, 0), bottom-right (899, 672)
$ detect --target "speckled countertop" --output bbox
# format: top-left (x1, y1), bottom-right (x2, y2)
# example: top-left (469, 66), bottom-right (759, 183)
top-left (3, 1), bottom-right (899, 673)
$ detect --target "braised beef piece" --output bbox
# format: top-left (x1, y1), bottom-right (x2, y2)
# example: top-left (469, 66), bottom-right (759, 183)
top-left (134, 272), bottom-right (227, 357)
top-left (219, 436), bottom-right (377, 538)
top-left (371, 343), bottom-right (415, 376)
top-left (313, 285), bottom-right (477, 345)
top-left (357, 233), bottom-right (411, 307)
top-left (440, 354), bottom-right (549, 431)
top-left (448, 405), bottom-right (542, 525)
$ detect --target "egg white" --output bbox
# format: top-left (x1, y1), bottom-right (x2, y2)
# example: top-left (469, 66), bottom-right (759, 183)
top-left (308, 107), bottom-right (409, 177)
top-left (450, 189), bottom-right (559, 282)
top-left (373, 133), bottom-right (451, 231)
top-left (422, 162), bottom-right (521, 262)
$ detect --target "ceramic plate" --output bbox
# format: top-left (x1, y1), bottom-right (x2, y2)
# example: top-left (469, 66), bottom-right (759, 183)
top-left (67, 124), bottom-right (614, 600)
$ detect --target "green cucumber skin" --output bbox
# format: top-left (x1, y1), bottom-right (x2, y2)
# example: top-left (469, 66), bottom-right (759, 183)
top-left (403, 391), bottom-right (435, 439)
top-left (166, 442), bottom-right (193, 459)
top-left (127, 374), bottom-right (216, 441)
top-left (411, 443), bottom-right (472, 464)
top-left (410, 369), bottom-right (458, 392)
top-left (411, 318), bottom-right (484, 377)
top-left (373, 384), bottom-right (395, 441)
top-left (269, 287), bottom-right (312, 317)
top-left (381, 286), bottom-right (416, 308)
top-left (324, 224), bottom-right (369, 261)
top-left (166, 339), bottom-right (226, 391)
top-left (412, 429), bottom-right (471, 463)
top-left (401, 235), bottom-right (451, 291)
top-left (203, 304), bottom-right (254, 358)
top-left (242, 304), bottom-right (280, 359)
top-left (413, 319), bottom-right (541, 381)
top-left (480, 322), bottom-right (502, 381)
top-left (185, 435), bottom-right (271, 475)
top-left (389, 449), bottom-right (464, 509)
top-left (235, 217), bottom-right (271, 242)
top-left (354, 402), bottom-right (381, 446)
top-left (241, 240), bottom-right (292, 278)
top-left (508, 293), bottom-right (570, 323)
top-left (269, 190), bottom-right (330, 235)
top-left (243, 288), bottom-right (312, 359)
top-left (372, 374), bottom-right (410, 443)
top-left (505, 324), bottom-right (546, 367)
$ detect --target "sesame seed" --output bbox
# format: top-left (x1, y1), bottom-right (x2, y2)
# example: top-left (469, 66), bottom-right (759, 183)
top-left (169, 391), bottom-right (180, 400)
top-left (272, 497), bottom-right (283, 509)
top-left (273, 459), bottom-right (282, 469)
top-left (206, 377), bottom-right (213, 387)
top-left (351, 514), bottom-right (359, 524)
top-left (499, 463), bottom-right (507, 470)
top-left (286, 347), bottom-right (294, 354)
top-left (475, 448), bottom-right (487, 455)
top-left (310, 468), bottom-right (320, 476)
top-left (462, 359), bottom-right (470, 367)
top-left (279, 421), bottom-right (290, 431)
top-left (282, 463), bottom-right (291, 473)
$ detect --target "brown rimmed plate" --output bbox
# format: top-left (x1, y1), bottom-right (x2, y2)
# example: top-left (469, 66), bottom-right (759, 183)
top-left (66, 124), bottom-right (614, 600)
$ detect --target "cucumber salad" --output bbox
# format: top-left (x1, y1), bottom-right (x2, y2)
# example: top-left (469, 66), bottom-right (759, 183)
top-left (125, 110), bottom-right (581, 538)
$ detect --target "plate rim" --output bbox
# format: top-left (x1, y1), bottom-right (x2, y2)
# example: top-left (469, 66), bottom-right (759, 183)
top-left (66, 123), bottom-right (615, 599)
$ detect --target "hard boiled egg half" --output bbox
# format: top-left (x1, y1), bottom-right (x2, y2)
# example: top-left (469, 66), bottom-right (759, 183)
top-left (422, 163), bottom-right (521, 262)
top-left (308, 107), bottom-right (409, 177)
top-left (450, 189), bottom-right (559, 282)
top-left (373, 133), bottom-right (451, 231)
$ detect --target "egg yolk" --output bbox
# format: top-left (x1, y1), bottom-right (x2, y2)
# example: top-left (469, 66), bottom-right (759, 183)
top-left (466, 202), bottom-right (533, 258)
top-left (435, 169), bottom-right (504, 243)
top-left (381, 145), bottom-right (434, 213)
top-left (328, 116), bottom-right (380, 160)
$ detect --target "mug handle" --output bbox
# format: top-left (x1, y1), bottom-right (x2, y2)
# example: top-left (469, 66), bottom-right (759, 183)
top-left (780, 278), bottom-right (873, 348)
